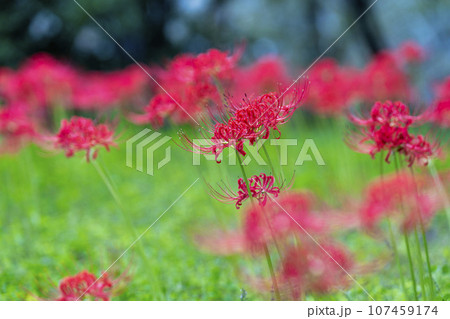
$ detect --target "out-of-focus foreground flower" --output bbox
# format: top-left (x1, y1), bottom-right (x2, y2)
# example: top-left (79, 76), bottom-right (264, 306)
top-left (358, 171), bottom-right (443, 233)
top-left (56, 270), bottom-right (113, 301)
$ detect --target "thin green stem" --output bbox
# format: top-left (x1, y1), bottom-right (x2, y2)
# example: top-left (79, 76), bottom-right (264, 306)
top-left (236, 152), bottom-right (253, 202)
top-left (259, 145), bottom-right (292, 295)
top-left (380, 153), bottom-right (408, 300)
top-left (236, 150), bottom-right (281, 300)
top-left (263, 244), bottom-right (281, 301)
top-left (388, 220), bottom-right (408, 300)
top-left (403, 232), bottom-right (418, 300)
top-left (420, 224), bottom-right (435, 299)
top-left (413, 227), bottom-right (428, 300)
top-left (394, 153), bottom-right (418, 300)
top-left (409, 167), bottom-right (435, 299)
top-left (428, 160), bottom-right (450, 231)
top-left (262, 144), bottom-right (277, 180)
top-left (92, 159), bottom-right (123, 210)
top-left (52, 104), bottom-right (69, 130)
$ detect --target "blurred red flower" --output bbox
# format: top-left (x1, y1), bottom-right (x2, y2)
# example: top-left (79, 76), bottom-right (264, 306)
top-left (242, 192), bottom-right (328, 252)
top-left (54, 116), bottom-right (116, 161)
top-left (361, 51), bottom-right (413, 102)
top-left (394, 41), bottom-right (426, 65)
top-left (56, 270), bottom-right (113, 301)
top-left (430, 76), bottom-right (450, 127)
top-left (195, 191), bottom-right (355, 256)
top-left (277, 242), bottom-right (354, 299)
top-left (72, 65), bottom-right (150, 110)
top-left (134, 49), bottom-right (241, 126)
top-left (3, 53), bottom-right (77, 109)
top-left (307, 58), bottom-right (362, 115)
top-left (232, 55), bottom-right (292, 100)
top-left (359, 171), bottom-right (441, 233)
top-left (0, 102), bottom-right (40, 152)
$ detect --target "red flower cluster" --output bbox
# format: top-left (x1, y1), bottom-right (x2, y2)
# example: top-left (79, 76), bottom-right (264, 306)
top-left (134, 49), bottom-right (240, 127)
top-left (180, 82), bottom-right (308, 162)
top-left (231, 56), bottom-right (292, 100)
top-left (195, 192), bottom-right (326, 253)
top-left (305, 41), bottom-right (424, 115)
top-left (54, 116), bottom-right (116, 161)
top-left (72, 65), bottom-right (149, 110)
top-left (348, 100), bottom-right (436, 166)
top-left (359, 171), bottom-right (440, 233)
top-left (362, 51), bottom-right (413, 103)
top-left (195, 191), bottom-right (359, 299)
top-left (395, 41), bottom-right (426, 65)
top-left (0, 102), bottom-right (40, 152)
top-left (306, 59), bottom-right (362, 114)
top-left (0, 53), bottom-right (149, 153)
top-left (56, 270), bottom-right (113, 301)
top-left (430, 76), bottom-right (450, 127)
top-left (0, 53), bottom-right (150, 111)
top-left (210, 173), bottom-right (280, 209)
top-left (0, 53), bottom-right (77, 109)
top-left (278, 242), bottom-right (353, 299)
top-left (242, 192), bottom-right (327, 252)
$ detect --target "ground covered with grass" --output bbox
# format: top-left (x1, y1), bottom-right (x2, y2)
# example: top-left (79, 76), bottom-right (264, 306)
top-left (1, 116), bottom-right (449, 301)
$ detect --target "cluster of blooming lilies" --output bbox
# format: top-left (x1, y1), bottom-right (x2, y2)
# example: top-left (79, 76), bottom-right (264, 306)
top-left (1, 40), bottom-right (449, 300)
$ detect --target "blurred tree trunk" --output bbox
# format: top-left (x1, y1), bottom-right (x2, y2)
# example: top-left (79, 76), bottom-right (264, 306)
top-left (139, 0), bottom-right (174, 63)
top-left (349, 0), bottom-right (384, 54)
top-left (307, 0), bottom-right (321, 57)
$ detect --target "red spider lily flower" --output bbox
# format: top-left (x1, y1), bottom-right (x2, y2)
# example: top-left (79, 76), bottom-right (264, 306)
top-left (250, 173), bottom-right (281, 206)
top-left (359, 171), bottom-right (441, 233)
top-left (229, 83), bottom-right (309, 140)
top-left (0, 102), bottom-right (40, 152)
top-left (403, 134), bottom-right (435, 167)
top-left (72, 65), bottom-right (150, 110)
top-left (361, 51), bottom-right (412, 102)
top-left (131, 93), bottom-right (179, 127)
top-left (193, 192), bottom-right (324, 255)
top-left (0, 53), bottom-right (150, 113)
top-left (0, 67), bottom-right (15, 96)
top-left (179, 117), bottom-right (249, 163)
top-left (1, 53), bottom-right (78, 109)
top-left (231, 55), bottom-right (292, 99)
top-left (195, 48), bottom-right (240, 79)
top-left (347, 100), bottom-right (437, 166)
top-left (277, 242), bottom-right (354, 299)
top-left (179, 82), bottom-right (308, 162)
top-left (394, 41), bottom-right (426, 65)
top-left (194, 191), bottom-right (359, 257)
top-left (56, 270), bottom-right (113, 301)
top-left (306, 59), bottom-right (363, 115)
top-left (209, 173), bottom-right (280, 209)
top-left (243, 192), bottom-right (329, 252)
top-left (430, 77), bottom-right (450, 127)
top-left (133, 49), bottom-right (241, 126)
top-left (54, 116), bottom-right (116, 162)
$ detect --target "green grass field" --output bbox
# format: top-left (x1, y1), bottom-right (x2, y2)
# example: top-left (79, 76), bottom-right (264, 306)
top-left (1, 116), bottom-right (449, 300)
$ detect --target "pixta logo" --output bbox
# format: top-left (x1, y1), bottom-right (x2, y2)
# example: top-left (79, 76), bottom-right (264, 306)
top-left (126, 129), bottom-right (171, 176)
